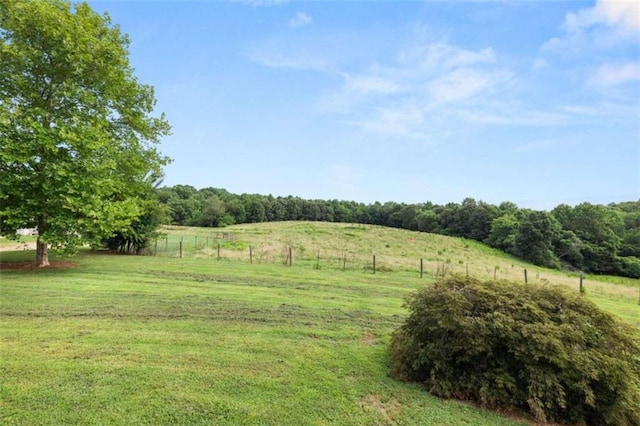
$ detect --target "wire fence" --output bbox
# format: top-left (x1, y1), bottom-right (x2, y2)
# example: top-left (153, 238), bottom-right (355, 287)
top-left (142, 234), bottom-right (640, 306)
top-left (146, 234), bottom-right (395, 274)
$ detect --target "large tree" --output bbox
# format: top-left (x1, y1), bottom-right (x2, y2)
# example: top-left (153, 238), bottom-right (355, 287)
top-left (513, 210), bottom-right (561, 269)
top-left (0, 0), bottom-right (170, 266)
top-left (552, 203), bottom-right (624, 274)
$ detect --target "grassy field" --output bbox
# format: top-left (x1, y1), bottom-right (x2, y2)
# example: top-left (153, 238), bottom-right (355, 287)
top-left (1, 222), bottom-right (638, 425)
top-left (156, 222), bottom-right (639, 326)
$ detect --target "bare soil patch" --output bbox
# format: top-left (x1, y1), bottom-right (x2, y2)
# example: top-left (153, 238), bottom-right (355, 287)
top-left (360, 329), bottom-right (376, 346)
top-left (358, 394), bottom-right (401, 425)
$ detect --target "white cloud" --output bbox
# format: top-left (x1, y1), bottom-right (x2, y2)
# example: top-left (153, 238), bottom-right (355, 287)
top-left (328, 43), bottom-right (512, 137)
top-left (539, 1), bottom-right (639, 112)
top-left (352, 103), bottom-right (426, 138)
top-left (352, 43), bottom-right (506, 101)
top-left (566, 0), bottom-right (640, 33)
top-left (289, 12), bottom-right (313, 28)
top-left (441, 47), bottom-right (496, 70)
top-left (429, 68), bottom-right (511, 104)
top-left (344, 74), bottom-right (401, 95)
top-left (589, 62), bottom-right (640, 86)
top-left (544, 0), bottom-right (639, 52)
top-left (398, 43), bottom-right (496, 71)
top-left (560, 104), bottom-right (600, 115)
top-left (249, 33), bottom-right (571, 140)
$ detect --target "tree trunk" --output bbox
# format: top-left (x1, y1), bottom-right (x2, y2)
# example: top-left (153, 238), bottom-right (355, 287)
top-left (36, 237), bottom-right (49, 267)
top-left (36, 216), bottom-right (49, 267)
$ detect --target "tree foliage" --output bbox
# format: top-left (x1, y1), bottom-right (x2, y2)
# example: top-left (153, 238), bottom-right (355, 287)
top-left (512, 210), bottom-right (561, 268)
top-left (389, 276), bottom-right (640, 425)
top-left (0, 0), bottom-right (170, 266)
top-left (102, 173), bottom-right (169, 254)
top-left (553, 203), bottom-right (624, 274)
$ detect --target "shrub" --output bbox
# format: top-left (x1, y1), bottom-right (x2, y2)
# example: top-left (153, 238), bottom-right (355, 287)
top-left (389, 275), bottom-right (640, 425)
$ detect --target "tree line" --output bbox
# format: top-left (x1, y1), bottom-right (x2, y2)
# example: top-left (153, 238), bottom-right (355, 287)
top-left (154, 185), bottom-right (640, 278)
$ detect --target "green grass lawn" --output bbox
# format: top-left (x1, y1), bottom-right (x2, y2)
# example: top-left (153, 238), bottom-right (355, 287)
top-left (1, 223), bottom-right (638, 425)
top-left (1, 253), bottom-right (529, 425)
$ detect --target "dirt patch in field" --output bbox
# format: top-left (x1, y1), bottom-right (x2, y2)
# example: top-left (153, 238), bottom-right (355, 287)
top-left (358, 394), bottom-right (401, 425)
top-left (360, 329), bottom-right (376, 345)
top-left (0, 260), bottom-right (78, 271)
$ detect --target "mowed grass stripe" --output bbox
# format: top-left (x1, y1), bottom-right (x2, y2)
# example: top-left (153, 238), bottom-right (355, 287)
top-left (2, 256), bottom-right (413, 322)
top-left (1, 249), bottom-right (528, 425)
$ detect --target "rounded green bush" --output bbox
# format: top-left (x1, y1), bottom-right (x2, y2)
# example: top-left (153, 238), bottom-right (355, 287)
top-left (389, 276), bottom-right (640, 425)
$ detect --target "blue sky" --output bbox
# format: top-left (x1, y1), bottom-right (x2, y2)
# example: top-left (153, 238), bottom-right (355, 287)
top-left (89, 0), bottom-right (639, 209)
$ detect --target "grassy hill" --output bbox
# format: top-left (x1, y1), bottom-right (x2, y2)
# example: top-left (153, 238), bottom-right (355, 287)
top-left (159, 222), bottom-right (638, 326)
top-left (1, 222), bottom-right (638, 425)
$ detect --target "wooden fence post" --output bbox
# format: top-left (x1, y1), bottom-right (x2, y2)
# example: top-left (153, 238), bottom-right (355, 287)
top-left (289, 247), bottom-right (292, 266)
top-left (217, 242), bottom-right (220, 261)
top-left (343, 253), bottom-right (346, 271)
top-left (579, 272), bottom-right (584, 294)
top-left (179, 240), bottom-right (183, 259)
top-left (154, 239), bottom-right (158, 256)
top-left (524, 268), bottom-right (528, 284)
top-left (373, 255), bottom-right (376, 274)
top-left (249, 245), bottom-right (252, 264)
top-left (420, 258), bottom-right (423, 278)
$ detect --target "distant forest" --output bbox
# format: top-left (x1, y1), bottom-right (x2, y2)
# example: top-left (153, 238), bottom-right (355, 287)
top-left (156, 185), bottom-right (640, 278)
